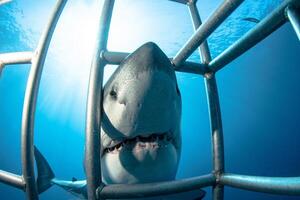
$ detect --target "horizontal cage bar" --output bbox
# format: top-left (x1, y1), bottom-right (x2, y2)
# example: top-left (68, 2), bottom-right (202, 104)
top-left (0, 51), bottom-right (32, 65)
top-left (101, 51), bottom-right (209, 75)
top-left (99, 174), bottom-right (215, 199)
top-left (220, 173), bottom-right (300, 195)
top-left (0, 51), bottom-right (32, 75)
top-left (0, 170), bottom-right (25, 190)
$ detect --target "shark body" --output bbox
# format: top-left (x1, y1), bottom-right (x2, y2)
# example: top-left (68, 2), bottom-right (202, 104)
top-left (34, 42), bottom-right (205, 199)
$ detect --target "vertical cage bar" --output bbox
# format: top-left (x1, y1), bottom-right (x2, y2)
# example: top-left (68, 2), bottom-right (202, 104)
top-left (286, 6), bottom-right (300, 41)
top-left (188, 0), bottom-right (212, 62)
top-left (85, 0), bottom-right (115, 199)
top-left (188, 1), bottom-right (225, 200)
top-left (21, 1), bottom-right (67, 200)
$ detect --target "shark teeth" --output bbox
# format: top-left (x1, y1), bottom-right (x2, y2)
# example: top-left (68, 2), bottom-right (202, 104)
top-left (103, 132), bottom-right (172, 154)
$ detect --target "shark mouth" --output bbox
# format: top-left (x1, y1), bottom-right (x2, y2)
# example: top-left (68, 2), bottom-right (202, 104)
top-left (102, 132), bottom-right (173, 155)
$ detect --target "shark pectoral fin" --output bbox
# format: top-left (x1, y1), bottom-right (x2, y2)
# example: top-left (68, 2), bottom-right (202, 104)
top-left (34, 146), bottom-right (55, 194)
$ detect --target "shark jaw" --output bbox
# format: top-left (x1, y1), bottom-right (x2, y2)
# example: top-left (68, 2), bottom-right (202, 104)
top-left (102, 131), bottom-right (174, 155)
top-left (101, 131), bottom-right (179, 184)
top-left (101, 133), bottom-right (179, 184)
top-left (100, 42), bottom-right (182, 184)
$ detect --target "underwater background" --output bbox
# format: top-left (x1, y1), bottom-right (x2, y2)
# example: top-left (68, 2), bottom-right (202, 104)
top-left (0, 0), bottom-right (300, 199)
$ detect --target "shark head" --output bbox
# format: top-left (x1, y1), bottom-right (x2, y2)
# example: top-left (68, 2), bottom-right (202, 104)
top-left (101, 42), bottom-right (182, 184)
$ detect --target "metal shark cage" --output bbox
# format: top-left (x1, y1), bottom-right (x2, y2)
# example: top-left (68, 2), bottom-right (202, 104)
top-left (0, 0), bottom-right (299, 199)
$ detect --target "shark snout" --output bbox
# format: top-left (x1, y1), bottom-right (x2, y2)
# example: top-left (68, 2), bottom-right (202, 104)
top-left (103, 43), bottom-right (181, 139)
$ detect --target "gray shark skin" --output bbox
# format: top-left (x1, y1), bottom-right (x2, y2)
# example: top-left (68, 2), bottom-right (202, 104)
top-left (34, 42), bottom-right (205, 199)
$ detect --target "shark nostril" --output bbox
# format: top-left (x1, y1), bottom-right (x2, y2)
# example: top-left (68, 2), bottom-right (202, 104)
top-left (116, 143), bottom-right (123, 151)
top-left (115, 143), bottom-right (121, 149)
top-left (107, 147), bottom-right (115, 152)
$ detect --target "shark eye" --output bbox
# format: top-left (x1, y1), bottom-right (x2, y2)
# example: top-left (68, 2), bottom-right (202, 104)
top-left (110, 89), bottom-right (118, 99)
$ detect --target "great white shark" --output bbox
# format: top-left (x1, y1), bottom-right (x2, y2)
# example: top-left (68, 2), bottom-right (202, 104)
top-left (34, 42), bottom-right (205, 199)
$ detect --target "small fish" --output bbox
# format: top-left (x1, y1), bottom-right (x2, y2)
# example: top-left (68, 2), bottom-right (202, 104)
top-left (242, 17), bottom-right (260, 23)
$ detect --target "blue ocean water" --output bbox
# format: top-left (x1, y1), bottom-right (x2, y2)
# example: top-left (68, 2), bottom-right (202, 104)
top-left (0, 0), bottom-right (300, 200)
